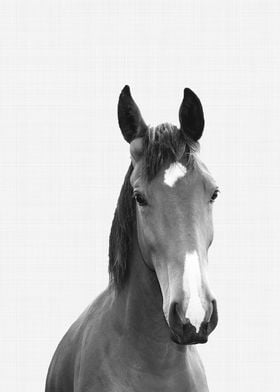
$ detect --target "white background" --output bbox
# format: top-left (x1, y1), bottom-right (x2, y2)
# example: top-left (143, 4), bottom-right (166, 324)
top-left (0, 1), bottom-right (279, 391)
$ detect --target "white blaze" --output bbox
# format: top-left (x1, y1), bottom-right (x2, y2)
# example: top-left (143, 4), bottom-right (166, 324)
top-left (164, 162), bottom-right (187, 187)
top-left (184, 251), bottom-right (205, 332)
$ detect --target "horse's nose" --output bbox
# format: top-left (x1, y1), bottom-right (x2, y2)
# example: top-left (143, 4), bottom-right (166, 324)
top-left (168, 300), bottom-right (218, 345)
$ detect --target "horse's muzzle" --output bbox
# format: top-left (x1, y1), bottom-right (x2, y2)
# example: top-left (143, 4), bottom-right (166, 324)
top-left (168, 300), bottom-right (218, 345)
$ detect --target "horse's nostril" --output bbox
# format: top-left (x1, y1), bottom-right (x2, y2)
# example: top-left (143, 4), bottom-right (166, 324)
top-left (204, 299), bottom-right (213, 322)
top-left (168, 302), bottom-right (183, 330)
top-left (211, 299), bottom-right (218, 324)
top-left (169, 301), bottom-right (177, 321)
top-left (211, 299), bottom-right (217, 318)
top-left (200, 321), bottom-right (208, 334)
top-left (174, 302), bottom-right (188, 324)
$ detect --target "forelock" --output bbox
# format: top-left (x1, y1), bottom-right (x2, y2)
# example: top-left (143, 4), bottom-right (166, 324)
top-left (139, 123), bottom-right (199, 181)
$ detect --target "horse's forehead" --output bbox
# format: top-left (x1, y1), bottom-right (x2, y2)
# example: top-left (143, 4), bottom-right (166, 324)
top-left (129, 137), bottom-right (215, 190)
top-left (161, 157), bottom-right (214, 192)
top-left (163, 162), bottom-right (188, 188)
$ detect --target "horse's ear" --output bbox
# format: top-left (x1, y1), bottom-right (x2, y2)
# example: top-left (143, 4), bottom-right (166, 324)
top-left (118, 85), bottom-right (147, 143)
top-left (179, 88), bottom-right (204, 141)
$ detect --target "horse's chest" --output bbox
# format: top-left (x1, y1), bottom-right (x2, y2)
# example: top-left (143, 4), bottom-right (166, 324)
top-left (77, 356), bottom-right (208, 392)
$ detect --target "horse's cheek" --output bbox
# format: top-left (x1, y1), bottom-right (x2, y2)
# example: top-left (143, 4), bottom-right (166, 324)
top-left (139, 212), bottom-right (162, 256)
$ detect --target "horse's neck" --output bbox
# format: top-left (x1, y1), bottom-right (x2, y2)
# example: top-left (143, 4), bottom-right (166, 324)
top-left (111, 236), bottom-right (188, 374)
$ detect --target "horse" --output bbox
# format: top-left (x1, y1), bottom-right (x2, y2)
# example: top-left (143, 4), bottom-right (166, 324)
top-left (45, 86), bottom-right (219, 392)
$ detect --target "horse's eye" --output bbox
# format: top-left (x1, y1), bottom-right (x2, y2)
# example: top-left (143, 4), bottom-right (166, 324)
top-left (133, 192), bottom-right (148, 206)
top-left (210, 189), bottom-right (219, 203)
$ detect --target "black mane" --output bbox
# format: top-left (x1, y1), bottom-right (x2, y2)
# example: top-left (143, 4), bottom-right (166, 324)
top-left (108, 123), bottom-right (198, 290)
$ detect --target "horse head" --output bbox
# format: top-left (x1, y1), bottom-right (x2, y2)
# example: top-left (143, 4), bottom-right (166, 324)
top-left (117, 86), bottom-right (218, 345)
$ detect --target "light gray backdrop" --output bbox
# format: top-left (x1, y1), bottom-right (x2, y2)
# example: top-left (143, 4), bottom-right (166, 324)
top-left (0, 1), bottom-right (279, 391)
